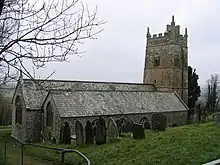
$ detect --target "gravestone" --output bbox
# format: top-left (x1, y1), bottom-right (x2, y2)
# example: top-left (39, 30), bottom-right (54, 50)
top-left (213, 112), bottom-right (220, 126)
top-left (95, 118), bottom-right (106, 145)
top-left (197, 104), bottom-right (202, 122)
top-left (132, 123), bottom-right (145, 139)
top-left (151, 113), bottom-right (167, 131)
top-left (172, 123), bottom-right (177, 127)
top-left (51, 137), bottom-right (56, 144)
top-left (85, 121), bottom-right (94, 144)
top-left (193, 113), bottom-right (198, 123)
top-left (201, 110), bottom-right (207, 123)
top-left (63, 122), bottom-right (71, 144)
top-left (107, 118), bottom-right (119, 142)
top-left (48, 130), bottom-right (52, 141)
top-left (75, 121), bottom-right (84, 146)
top-left (143, 120), bottom-right (151, 129)
top-left (140, 117), bottom-right (151, 130)
top-left (93, 125), bottom-right (97, 137)
top-left (40, 131), bottom-right (45, 142)
top-left (116, 118), bottom-right (126, 135)
top-left (123, 120), bottom-right (134, 133)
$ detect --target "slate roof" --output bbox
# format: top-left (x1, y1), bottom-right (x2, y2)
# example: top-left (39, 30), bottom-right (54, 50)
top-left (47, 90), bottom-right (187, 118)
top-left (20, 79), bottom-right (156, 110)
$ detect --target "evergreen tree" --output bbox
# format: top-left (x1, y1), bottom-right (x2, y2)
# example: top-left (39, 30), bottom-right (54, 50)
top-left (188, 66), bottom-right (201, 120)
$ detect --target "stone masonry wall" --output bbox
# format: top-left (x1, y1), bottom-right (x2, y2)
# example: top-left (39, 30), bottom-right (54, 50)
top-left (12, 79), bottom-right (26, 141)
top-left (24, 110), bottom-right (42, 142)
top-left (12, 79), bottom-right (43, 143)
top-left (143, 16), bottom-right (188, 105)
top-left (50, 110), bottom-right (187, 143)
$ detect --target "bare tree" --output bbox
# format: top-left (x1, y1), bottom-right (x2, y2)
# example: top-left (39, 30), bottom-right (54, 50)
top-left (0, 0), bottom-right (105, 85)
top-left (205, 74), bottom-right (219, 114)
top-left (0, 0), bottom-right (5, 16)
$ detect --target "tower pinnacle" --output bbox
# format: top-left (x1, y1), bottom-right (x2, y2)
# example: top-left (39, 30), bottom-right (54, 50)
top-left (171, 15), bottom-right (175, 26)
top-left (184, 27), bottom-right (188, 37)
top-left (147, 27), bottom-right (151, 38)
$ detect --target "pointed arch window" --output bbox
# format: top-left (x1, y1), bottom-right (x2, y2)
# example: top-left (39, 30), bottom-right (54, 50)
top-left (46, 102), bottom-right (53, 127)
top-left (15, 96), bottom-right (22, 124)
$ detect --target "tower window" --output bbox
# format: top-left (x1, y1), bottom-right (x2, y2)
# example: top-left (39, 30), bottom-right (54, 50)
top-left (154, 57), bottom-right (160, 67)
top-left (174, 58), bottom-right (180, 67)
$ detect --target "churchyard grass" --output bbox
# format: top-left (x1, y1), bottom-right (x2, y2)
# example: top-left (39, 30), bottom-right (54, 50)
top-left (1, 122), bottom-right (220, 165)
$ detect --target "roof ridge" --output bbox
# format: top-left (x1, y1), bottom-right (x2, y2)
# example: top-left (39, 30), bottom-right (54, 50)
top-left (50, 89), bottom-right (175, 93)
top-left (22, 78), bottom-right (155, 86)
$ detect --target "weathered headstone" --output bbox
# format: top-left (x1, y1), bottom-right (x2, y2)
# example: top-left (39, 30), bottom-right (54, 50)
top-left (143, 120), bottom-right (151, 129)
top-left (93, 125), bottom-right (97, 137)
top-left (151, 113), bottom-right (167, 131)
top-left (201, 110), bottom-right (207, 123)
top-left (95, 118), bottom-right (106, 145)
top-left (193, 113), bottom-right (198, 123)
top-left (140, 117), bottom-right (151, 129)
top-left (107, 118), bottom-right (119, 142)
top-left (40, 131), bottom-right (45, 142)
top-left (213, 112), bottom-right (220, 125)
top-left (197, 104), bottom-right (202, 122)
top-left (48, 130), bottom-right (52, 141)
top-left (75, 121), bottom-right (84, 146)
top-left (116, 118), bottom-right (126, 135)
top-left (63, 122), bottom-right (71, 144)
top-left (51, 137), bottom-right (56, 144)
top-left (95, 125), bottom-right (106, 145)
top-left (123, 120), bottom-right (134, 133)
top-left (172, 123), bottom-right (177, 127)
top-left (132, 123), bottom-right (145, 139)
top-left (85, 121), bottom-right (94, 144)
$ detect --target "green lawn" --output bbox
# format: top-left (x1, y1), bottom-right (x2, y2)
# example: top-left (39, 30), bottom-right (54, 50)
top-left (1, 122), bottom-right (220, 165)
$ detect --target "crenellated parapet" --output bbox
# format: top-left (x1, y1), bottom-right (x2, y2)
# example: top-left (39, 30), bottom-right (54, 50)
top-left (146, 16), bottom-right (187, 47)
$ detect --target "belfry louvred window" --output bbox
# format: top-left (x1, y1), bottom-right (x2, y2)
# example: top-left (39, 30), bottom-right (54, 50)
top-left (154, 57), bottom-right (160, 67)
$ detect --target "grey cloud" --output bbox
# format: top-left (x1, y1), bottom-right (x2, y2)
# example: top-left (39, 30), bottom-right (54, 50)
top-left (29, 0), bottom-right (220, 87)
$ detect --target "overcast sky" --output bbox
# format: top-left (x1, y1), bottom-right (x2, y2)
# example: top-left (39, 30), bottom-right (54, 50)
top-left (34, 0), bottom-right (220, 86)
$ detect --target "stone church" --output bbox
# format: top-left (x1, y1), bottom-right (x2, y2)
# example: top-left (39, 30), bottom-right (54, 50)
top-left (11, 16), bottom-right (189, 143)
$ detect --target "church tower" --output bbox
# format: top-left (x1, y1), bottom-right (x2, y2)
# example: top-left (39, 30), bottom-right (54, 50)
top-left (143, 16), bottom-right (188, 105)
